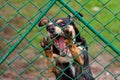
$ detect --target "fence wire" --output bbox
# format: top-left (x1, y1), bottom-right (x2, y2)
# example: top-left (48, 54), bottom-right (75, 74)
top-left (0, 0), bottom-right (120, 80)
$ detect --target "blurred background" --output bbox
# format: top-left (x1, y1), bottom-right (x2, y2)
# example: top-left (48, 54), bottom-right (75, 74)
top-left (0, 0), bottom-right (120, 80)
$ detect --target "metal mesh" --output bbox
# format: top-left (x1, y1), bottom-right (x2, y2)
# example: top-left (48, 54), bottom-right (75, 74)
top-left (0, 0), bottom-right (120, 80)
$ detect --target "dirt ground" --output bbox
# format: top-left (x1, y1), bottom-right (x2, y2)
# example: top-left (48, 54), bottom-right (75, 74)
top-left (0, 52), bottom-right (120, 80)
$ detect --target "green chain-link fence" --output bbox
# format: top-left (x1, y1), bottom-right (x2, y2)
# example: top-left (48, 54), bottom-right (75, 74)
top-left (0, 0), bottom-right (120, 80)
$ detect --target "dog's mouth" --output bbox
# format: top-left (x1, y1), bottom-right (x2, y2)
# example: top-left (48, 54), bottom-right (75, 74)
top-left (53, 35), bottom-right (68, 56)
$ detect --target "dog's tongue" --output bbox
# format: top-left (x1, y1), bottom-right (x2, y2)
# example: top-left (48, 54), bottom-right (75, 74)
top-left (54, 37), bottom-right (67, 54)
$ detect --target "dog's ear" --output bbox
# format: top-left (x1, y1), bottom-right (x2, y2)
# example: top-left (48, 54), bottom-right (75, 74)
top-left (68, 12), bottom-right (83, 20)
top-left (38, 19), bottom-right (49, 27)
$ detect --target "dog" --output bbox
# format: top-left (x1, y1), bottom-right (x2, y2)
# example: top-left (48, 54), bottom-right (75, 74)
top-left (38, 13), bottom-right (94, 80)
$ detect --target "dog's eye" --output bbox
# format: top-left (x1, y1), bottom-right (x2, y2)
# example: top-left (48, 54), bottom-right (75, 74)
top-left (58, 22), bottom-right (65, 27)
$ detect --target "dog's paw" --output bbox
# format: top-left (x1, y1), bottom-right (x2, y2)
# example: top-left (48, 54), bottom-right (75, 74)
top-left (63, 28), bottom-right (73, 46)
top-left (40, 37), bottom-right (52, 50)
top-left (64, 39), bottom-right (72, 46)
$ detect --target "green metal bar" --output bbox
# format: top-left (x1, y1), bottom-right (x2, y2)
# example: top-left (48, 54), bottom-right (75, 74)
top-left (0, 0), bottom-right (57, 65)
top-left (58, 0), bottom-right (120, 55)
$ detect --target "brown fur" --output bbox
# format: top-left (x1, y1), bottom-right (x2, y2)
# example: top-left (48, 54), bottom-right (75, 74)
top-left (43, 39), bottom-right (84, 73)
top-left (65, 39), bottom-right (84, 65)
top-left (39, 13), bottom-right (94, 80)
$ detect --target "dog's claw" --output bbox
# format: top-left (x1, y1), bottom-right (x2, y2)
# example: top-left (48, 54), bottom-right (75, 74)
top-left (43, 37), bottom-right (47, 41)
top-left (40, 42), bottom-right (45, 48)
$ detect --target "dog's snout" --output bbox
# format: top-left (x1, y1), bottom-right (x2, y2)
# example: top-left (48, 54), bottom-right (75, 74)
top-left (46, 24), bottom-right (55, 34)
top-left (48, 27), bottom-right (55, 34)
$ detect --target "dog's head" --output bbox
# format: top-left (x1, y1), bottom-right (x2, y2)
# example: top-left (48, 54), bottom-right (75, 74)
top-left (38, 13), bottom-right (85, 56)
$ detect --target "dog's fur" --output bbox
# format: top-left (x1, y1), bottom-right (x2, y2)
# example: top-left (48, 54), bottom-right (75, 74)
top-left (38, 13), bottom-right (94, 80)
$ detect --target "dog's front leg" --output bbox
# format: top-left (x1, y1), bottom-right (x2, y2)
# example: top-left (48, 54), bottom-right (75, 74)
top-left (65, 39), bottom-right (84, 65)
top-left (44, 50), bottom-right (56, 72)
top-left (40, 37), bottom-right (55, 72)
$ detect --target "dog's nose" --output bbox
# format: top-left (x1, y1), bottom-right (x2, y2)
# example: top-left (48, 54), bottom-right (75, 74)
top-left (48, 27), bottom-right (55, 34)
